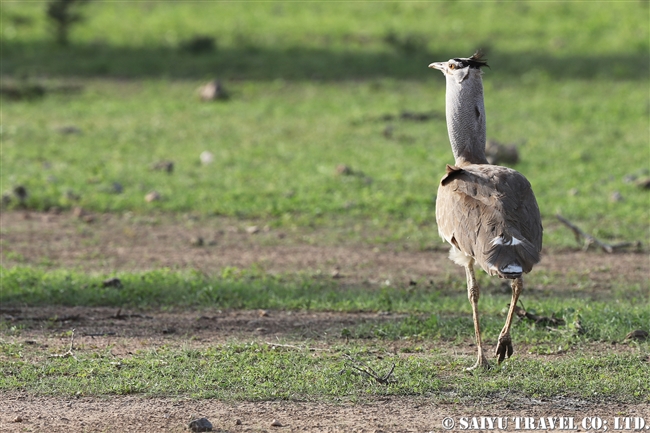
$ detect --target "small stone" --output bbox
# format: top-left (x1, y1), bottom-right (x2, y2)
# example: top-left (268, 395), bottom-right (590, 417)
top-left (198, 80), bottom-right (229, 101)
top-left (610, 191), bottom-right (623, 202)
top-left (625, 330), bottom-right (648, 341)
top-left (152, 161), bottom-right (174, 173)
top-left (13, 185), bottom-right (27, 202)
top-left (235, 419), bottom-right (242, 425)
top-left (13, 416), bottom-right (22, 423)
top-left (635, 177), bottom-right (650, 189)
top-left (258, 309), bottom-right (269, 317)
top-left (336, 164), bottom-right (353, 176)
top-left (65, 189), bottom-right (81, 201)
top-left (270, 419), bottom-right (283, 427)
top-left (246, 226), bottom-right (260, 234)
top-left (200, 151), bottom-right (215, 165)
top-left (72, 206), bottom-right (86, 218)
top-left (331, 269), bottom-right (341, 279)
top-left (145, 191), bottom-right (161, 202)
top-left (102, 277), bottom-right (123, 289)
top-left (189, 417), bottom-right (213, 432)
top-left (190, 236), bottom-right (204, 247)
top-left (485, 140), bottom-right (519, 165)
top-left (57, 125), bottom-right (82, 135)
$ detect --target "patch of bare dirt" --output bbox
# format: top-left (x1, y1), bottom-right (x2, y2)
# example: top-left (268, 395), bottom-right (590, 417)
top-left (2, 392), bottom-right (649, 433)
top-left (1, 211), bottom-right (649, 432)
top-left (1, 211), bottom-right (648, 297)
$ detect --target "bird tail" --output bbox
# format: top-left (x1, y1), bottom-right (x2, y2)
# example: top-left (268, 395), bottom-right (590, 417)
top-left (483, 230), bottom-right (540, 279)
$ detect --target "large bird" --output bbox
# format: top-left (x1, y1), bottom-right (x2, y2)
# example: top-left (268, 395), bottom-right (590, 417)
top-left (429, 52), bottom-right (542, 370)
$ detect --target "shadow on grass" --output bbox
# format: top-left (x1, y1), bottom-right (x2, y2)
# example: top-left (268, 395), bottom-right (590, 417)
top-left (2, 41), bottom-right (648, 81)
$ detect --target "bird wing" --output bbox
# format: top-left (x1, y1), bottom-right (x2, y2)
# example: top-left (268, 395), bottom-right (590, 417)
top-left (435, 164), bottom-right (543, 277)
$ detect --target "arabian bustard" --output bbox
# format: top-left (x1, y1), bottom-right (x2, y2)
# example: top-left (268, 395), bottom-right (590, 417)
top-left (429, 52), bottom-right (542, 370)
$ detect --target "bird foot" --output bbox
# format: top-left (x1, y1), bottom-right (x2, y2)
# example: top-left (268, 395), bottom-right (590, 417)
top-left (495, 333), bottom-right (513, 364)
top-left (466, 353), bottom-right (491, 371)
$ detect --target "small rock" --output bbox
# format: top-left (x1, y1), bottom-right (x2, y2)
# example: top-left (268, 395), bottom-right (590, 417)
top-left (2, 193), bottom-right (12, 206)
top-left (625, 330), bottom-right (648, 341)
top-left (200, 151), bottom-right (215, 165)
top-left (13, 185), bottom-right (27, 202)
top-left (336, 164), bottom-right (353, 176)
top-left (190, 236), bottom-right (204, 247)
top-left (258, 309), bottom-right (269, 317)
top-left (235, 419), bottom-right (242, 425)
top-left (65, 189), bottom-right (81, 201)
top-left (182, 36), bottom-right (216, 55)
top-left (145, 191), bottom-right (161, 202)
top-left (486, 140), bottom-right (519, 165)
top-left (102, 277), bottom-right (123, 289)
top-left (72, 206), bottom-right (86, 218)
top-left (198, 80), bottom-right (229, 101)
top-left (13, 416), bottom-right (22, 423)
top-left (610, 191), bottom-right (623, 202)
top-left (189, 417), bottom-right (213, 432)
top-left (57, 125), bottom-right (82, 135)
top-left (246, 226), bottom-right (260, 234)
top-left (635, 177), bottom-right (650, 189)
top-left (152, 161), bottom-right (174, 173)
top-left (331, 269), bottom-right (341, 279)
top-left (270, 419), bottom-right (283, 427)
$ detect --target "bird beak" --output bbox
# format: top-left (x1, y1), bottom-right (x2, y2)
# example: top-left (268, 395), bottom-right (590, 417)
top-left (428, 62), bottom-right (445, 71)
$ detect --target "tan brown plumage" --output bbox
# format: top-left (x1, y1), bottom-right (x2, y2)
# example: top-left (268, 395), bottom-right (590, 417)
top-left (437, 164), bottom-right (542, 279)
top-left (429, 52), bottom-right (543, 370)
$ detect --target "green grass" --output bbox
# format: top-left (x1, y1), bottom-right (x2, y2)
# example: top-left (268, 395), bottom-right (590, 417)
top-left (2, 266), bottom-right (648, 344)
top-left (1, 341), bottom-right (648, 402)
top-left (1, 1), bottom-right (649, 404)
top-left (2, 1), bottom-right (649, 248)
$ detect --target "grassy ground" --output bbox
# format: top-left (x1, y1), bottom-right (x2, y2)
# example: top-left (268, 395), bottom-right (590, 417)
top-left (2, 1), bottom-right (649, 248)
top-left (1, 0), bottom-right (649, 413)
top-left (1, 263), bottom-right (648, 402)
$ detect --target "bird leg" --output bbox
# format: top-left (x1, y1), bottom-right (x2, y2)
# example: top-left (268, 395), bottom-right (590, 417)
top-left (495, 277), bottom-right (523, 364)
top-left (465, 262), bottom-right (490, 371)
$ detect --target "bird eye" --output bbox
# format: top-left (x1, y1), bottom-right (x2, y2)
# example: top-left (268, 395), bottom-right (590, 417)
top-left (449, 64), bottom-right (455, 70)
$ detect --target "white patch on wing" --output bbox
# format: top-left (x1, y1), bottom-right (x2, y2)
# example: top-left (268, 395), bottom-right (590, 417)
top-left (449, 246), bottom-right (472, 267)
top-left (491, 235), bottom-right (523, 246)
top-left (501, 264), bottom-right (523, 274)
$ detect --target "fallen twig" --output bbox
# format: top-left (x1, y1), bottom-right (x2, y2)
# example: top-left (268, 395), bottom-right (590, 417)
top-left (49, 329), bottom-right (78, 360)
top-left (556, 214), bottom-right (641, 253)
top-left (264, 342), bottom-right (328, 352)
top-left (343, 354), bottom-right (396, 385)
top-left (513, 305), bottom-right (565, 327)
top-left (83, 332), bottom-right (117, 338)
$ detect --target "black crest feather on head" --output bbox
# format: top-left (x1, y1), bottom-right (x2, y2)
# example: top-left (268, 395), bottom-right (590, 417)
top-left (456, 50), bottom-right (489, 69)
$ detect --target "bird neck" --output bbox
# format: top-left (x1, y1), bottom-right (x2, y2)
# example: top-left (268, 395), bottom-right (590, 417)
top-left (445, 71), bottom-right (489, 166)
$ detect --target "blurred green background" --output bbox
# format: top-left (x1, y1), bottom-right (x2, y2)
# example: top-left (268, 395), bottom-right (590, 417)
top-left (2, 1), bottom-right (649, 248)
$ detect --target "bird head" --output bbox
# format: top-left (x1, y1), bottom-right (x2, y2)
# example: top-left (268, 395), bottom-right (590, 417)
top-left (429, 51), bottom-right (489, 84)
